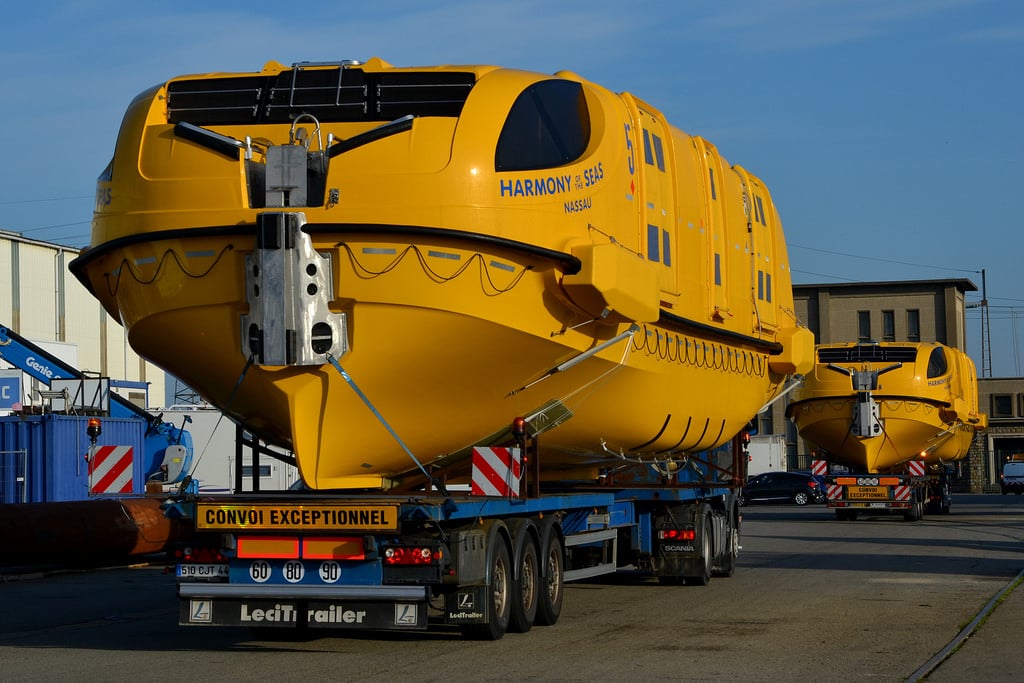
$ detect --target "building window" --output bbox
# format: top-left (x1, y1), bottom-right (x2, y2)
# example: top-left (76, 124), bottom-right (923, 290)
top-left (992, 394), bottom-right (1014, 418)
top-left (858, 311), bottom-right (871, 342)
top-left (907, 309), bottom-right (920, 342)
top-left (882, 310), bottom-right (895, 341)
top-left (242, 465), bottom-right (273, 478)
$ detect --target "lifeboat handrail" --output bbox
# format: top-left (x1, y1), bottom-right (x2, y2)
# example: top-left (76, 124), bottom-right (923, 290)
top-left (825, 362), bottom-right (902, 392)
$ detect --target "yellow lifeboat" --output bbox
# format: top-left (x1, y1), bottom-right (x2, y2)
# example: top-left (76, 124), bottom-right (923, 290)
top-left (787, 342), bottom-right (986, 473)
top-left (71, 58), bottom-right (813, 490)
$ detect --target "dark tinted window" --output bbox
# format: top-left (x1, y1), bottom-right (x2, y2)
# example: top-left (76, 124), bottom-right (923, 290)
top-left (927, 346), bottom-right (948, 378)
top-left (495, 80), bottom-right (590, 172)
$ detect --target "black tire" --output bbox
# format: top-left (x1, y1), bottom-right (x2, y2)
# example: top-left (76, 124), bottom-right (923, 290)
top-left (686, 516), bottom-right (713, 586)
top-left (794, 491), bottom-right (810, 506)
top-left (535, 523), bottom-right (564, 626)
top-left (509, 535), bottom-right (539, 633)
top-left (460, 535), bottom-right (512, 640)
top-left (713, 523), bottom-right (738, 578)
top-left (836, 509), bottom-right (858, 521)
top-left (904, 495), bottom-right (923, 522)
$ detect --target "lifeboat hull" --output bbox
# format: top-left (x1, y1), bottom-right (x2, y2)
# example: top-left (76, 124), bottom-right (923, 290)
top-left (81, 227), bottom-right (788, 488)
top-left (788, 397), bottom-right (979, 473)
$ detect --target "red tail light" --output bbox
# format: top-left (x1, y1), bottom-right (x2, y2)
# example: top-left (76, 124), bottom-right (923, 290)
top-left (658, 529), bottom-right (696, 541)
top-left (384, 546), bottom-right (441, 566)
top-left (176, 545), bottom-right (226, 562)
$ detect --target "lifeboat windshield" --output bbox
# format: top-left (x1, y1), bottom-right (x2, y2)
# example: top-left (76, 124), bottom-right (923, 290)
top-left (926, 346), bottom-right (949, 378)
top-left (495, 79), bottom-right (590, 172)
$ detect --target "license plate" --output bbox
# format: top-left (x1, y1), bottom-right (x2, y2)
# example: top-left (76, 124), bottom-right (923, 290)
top-left (177, 563), bottom-right (229, 579)
top-left (846, 486), bottom-right (888, 501)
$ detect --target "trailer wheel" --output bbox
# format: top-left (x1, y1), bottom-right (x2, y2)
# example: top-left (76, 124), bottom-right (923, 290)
top-left (535, 522), bottom-right (564, 626)
top-left (509, 534), bottom-right (539, 633)
top-left (713, 520), bottom-right (739, 578)
top-left (686, 516), bottom-right (713, 586)
top-left (836, 509), bottom-right (857, 521)
top-left (904, 493), bottom-right (923, 522)
top-left (461, 534), bottom-right (512, 640)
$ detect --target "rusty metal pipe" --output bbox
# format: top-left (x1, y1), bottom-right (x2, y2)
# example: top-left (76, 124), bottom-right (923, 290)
top-left (0, 497), bottom-right (181, 567)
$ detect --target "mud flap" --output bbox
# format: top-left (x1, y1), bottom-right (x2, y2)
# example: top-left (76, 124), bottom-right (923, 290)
top-left (444, 586), bottom-right (490, 624)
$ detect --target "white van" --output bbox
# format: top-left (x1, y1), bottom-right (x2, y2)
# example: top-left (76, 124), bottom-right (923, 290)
top-left (1001, 460), bottom-right (1024, 495)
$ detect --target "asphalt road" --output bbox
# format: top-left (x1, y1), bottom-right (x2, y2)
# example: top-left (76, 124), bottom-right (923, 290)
top-left (1, 494), bottom-right (1022, 682)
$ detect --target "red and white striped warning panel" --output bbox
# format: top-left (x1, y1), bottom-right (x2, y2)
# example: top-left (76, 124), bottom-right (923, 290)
top-left (827, 485), bottom-right (844, 500)
top-left (811, 460), bottom-right (828, 476)
top-left (906, 460), bottom-right (926, 477)
top-left (894, 485), bottom-right (912, 501)
top-left (89, 445), bottom-right (134, 494)
top-left (471, 447), bottom-right (521, 498)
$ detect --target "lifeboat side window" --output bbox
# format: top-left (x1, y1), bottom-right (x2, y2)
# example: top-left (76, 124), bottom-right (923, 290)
top-left (495, 80), bottom-right (590, 172)
top-left (927, 346), bottom-right (948, 378)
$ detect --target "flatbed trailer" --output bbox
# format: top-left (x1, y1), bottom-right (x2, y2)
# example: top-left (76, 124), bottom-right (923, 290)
top-left (819, 459), bottom-right (953, 522)
top-left (168, 437), bottom-right (744, 639)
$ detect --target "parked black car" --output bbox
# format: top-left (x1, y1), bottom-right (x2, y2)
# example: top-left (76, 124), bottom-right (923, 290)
top-left (740, 471), bottom-right (826, 506)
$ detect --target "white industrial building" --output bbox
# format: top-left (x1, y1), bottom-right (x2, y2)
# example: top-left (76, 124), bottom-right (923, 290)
top-left (0, 230), bottom-right (164, 409)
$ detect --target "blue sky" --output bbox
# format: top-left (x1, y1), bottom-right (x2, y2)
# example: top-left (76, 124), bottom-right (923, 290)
top-left (2, 0), bottom-right (1022, 376)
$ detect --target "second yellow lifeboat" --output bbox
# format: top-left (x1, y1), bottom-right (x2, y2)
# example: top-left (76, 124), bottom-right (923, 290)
top-left (786, 342), bottom-right (986, 473)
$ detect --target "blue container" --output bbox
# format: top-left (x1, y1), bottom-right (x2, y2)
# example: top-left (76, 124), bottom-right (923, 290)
top-left (0, 414), bottom-right (145, 503)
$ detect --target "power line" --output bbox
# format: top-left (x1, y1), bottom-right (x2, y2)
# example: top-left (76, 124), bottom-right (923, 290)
top-left (0, 195), bottom-right (92, 206)
top-left (791, 268), bottom-right (860, 282)
top-left (790, 243), bottom-right (981, 274)
top-left (18, 221), bottom-right (91, 233)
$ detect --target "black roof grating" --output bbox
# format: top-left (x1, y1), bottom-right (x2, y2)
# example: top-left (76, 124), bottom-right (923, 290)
top-left (167, 67), bottom-right (476, 125)
top-left (817, 345), bottom-right (919, 364)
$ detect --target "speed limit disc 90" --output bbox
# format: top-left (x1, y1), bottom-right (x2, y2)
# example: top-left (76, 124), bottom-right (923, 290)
top-left (319, 561), bottom-right (341, 584)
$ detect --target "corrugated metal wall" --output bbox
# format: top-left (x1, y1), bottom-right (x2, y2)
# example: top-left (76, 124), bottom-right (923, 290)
top-left (0, 232), bottom-right (166, 408)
